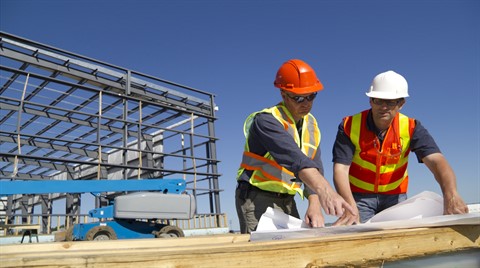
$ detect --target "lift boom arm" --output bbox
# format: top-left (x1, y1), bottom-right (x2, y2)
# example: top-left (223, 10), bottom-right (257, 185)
top-left (0, 178), bottom-right (186, 197)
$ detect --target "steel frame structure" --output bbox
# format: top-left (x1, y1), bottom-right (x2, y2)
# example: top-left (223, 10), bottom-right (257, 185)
top-left (0, 32), bottom-right (222, 231)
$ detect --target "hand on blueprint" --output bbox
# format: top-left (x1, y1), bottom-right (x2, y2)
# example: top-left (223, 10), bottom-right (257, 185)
top-left (298, 168), bottom-right (356, 218)
top-left (443, 191), bottom-right (469, 215)
top-left (317, 185), bottom-right (356, 218)
top-left (332, 205), bottom-right (360, 226)
top-left (305, 194), bottom-right (325, 227)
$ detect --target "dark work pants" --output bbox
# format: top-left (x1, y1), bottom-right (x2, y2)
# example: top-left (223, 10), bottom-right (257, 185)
top-left (235, 182), bottom-right (298, 234)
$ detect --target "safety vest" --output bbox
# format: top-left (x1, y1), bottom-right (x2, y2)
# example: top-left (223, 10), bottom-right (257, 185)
top-left (237, 103), bottom-right (321, 198)
top-left (344, 110), bottom-right (415, 194)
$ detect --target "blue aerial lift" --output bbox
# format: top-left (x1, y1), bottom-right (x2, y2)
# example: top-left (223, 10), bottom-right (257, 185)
top-left (0, 179), bottom-right (196, 241)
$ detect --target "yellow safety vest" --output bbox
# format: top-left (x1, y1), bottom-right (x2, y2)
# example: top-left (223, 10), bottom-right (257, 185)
top-left (237, 103), bottom-right (321, 198)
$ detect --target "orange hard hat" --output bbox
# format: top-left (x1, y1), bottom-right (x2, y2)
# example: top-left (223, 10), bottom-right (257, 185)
top-left (273, 59), bottom-right (324, 94)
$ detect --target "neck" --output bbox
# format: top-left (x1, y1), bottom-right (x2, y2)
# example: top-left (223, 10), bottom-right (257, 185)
top-left (295, 117), bottom-right (304, 127)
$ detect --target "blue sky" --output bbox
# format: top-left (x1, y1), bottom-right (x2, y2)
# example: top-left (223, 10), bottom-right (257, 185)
top-left (1, 0), bottom-right (479, 231)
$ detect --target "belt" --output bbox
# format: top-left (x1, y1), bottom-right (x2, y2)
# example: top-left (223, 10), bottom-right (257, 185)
top-left (237, 181), bottom-right (293, 199)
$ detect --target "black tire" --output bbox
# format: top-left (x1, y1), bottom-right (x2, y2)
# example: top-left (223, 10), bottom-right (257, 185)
top-left (154, 225), bottom-right (184, 238)
top-left (85, 226), bottom-right (117, 241)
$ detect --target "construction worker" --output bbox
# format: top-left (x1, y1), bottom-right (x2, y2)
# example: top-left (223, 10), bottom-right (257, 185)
top-left (332, 70), bottom-right (469, 225)
top-left (235, 59), bottom-right (354, 234)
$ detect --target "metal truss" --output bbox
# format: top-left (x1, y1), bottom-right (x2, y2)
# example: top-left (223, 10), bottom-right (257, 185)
top-left (0, 32), bottom-right (222, 230)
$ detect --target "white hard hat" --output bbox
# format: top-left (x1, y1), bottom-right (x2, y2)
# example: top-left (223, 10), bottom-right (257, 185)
top-left (366, 70), bottom-right (409, 99)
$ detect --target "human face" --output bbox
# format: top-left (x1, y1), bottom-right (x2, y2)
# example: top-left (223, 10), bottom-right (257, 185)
top-left (281, 91), bottom-right (317, 121)
top-left (370, 98), bottom-right (405, 129)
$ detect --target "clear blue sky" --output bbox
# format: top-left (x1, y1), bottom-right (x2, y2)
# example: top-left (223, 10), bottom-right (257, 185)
top-left (1, 0), bottom-right (479, 231)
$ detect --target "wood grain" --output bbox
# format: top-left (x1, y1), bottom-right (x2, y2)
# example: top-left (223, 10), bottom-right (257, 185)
top-left (1, 225), bottom-right (478, 267)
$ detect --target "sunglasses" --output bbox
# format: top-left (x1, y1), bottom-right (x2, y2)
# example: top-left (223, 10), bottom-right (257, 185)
top-left (285, 92), bottom-right (317, 103)
top-left (371, 98), bottom-right (403, 107)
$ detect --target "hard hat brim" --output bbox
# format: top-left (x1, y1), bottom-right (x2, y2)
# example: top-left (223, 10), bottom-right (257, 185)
top-left (365, 91), bottom-right (409, 99)
top-left (277, 84), bottom-right (324, 95)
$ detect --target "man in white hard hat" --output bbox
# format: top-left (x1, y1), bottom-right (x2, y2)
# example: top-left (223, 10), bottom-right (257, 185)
top-left (331, 70), bottom-right (469, 225)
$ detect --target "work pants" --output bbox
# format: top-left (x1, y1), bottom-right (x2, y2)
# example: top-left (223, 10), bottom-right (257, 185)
top-left (353, 192), bottom-right (407, 223)
top-left (235, 181), bottom-right (298, 234)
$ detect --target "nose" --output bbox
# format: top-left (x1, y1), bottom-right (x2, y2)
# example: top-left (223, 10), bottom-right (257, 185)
top-left (379, 103), bottom-right (392, 109)
top-left (300, 101), bottom-right (312, 108)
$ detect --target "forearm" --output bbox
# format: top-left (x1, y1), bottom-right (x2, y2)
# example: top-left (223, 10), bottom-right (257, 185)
top-left (298, 167), bottom-right (355, 217)
top-left (423, 153), bottom-right (468, 214)
top-left (423, 153), bottom-right (458, 196)
top-left (307, 193), bottom-right (321, 208)
top-left (333, 163), bottom-right (356, 205)
top-left (298, 168), bottom-right (334, 196)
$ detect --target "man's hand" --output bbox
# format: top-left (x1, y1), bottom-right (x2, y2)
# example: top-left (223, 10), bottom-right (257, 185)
top-left (332, 205), bottom-right (360, 226)
top-left (318, 186), bottom-right (356, 217)
top-left (304, 194), bottom-right (325, 227)
top-left (444, 192), bottom-right (469, 215)
top-left (298, 167), bottom-right (357, 219)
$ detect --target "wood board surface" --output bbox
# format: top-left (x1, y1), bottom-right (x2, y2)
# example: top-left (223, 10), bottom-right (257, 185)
top-left (1, 225), bottom-right (479, 268)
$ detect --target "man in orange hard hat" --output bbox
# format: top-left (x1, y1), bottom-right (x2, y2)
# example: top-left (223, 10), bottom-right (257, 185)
top-left (332, 70), bottom-right (469, 225)
top-left (235, 59), bottom-right (355, 234)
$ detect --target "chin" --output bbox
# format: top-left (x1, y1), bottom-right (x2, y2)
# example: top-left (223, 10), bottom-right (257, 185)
top-left (299, 112), bottom-right (309, 117)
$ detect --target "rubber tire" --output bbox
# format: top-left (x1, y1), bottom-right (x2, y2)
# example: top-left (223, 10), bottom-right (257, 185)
top-left (154, 225), bottom-right (184, 238)
top-left (85, 226), bottom-right (117, 241)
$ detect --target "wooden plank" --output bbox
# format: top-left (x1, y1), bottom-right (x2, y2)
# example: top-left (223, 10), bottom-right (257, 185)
top-left (0, 224), bottom-right (41, 238)
top-left (1, 225), bottom-right (479, 267)
top-left (0, 224), bottom-right (40, 230)
top-left (0, 233), bottom-right (250, 254)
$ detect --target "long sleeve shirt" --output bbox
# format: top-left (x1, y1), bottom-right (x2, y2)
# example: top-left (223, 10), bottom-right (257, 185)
top-left (238, 112), bottom-right (324, 196)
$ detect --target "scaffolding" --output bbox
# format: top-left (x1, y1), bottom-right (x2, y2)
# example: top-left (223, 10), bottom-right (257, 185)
top-left (0, 32), bottom-right (224, 233)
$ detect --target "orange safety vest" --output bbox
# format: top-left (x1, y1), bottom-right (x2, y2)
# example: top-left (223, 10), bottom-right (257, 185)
top-left (344, 110), bottom-right (415, 194)
top-left (237, 103), bottom-right (321, 198)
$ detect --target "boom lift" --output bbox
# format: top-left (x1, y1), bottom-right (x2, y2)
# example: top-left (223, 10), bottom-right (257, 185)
top-left (0, 179), bottom-right (195, 241)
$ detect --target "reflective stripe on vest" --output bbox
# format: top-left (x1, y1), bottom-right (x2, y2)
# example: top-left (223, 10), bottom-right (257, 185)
top-left (346, 110), bottom-right (415, 194)
top-left (237, 103), bottom-right (321, 198)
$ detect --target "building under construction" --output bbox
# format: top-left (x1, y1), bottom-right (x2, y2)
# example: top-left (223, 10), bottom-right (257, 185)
top-left (0, 31), bottom-right (226, 235)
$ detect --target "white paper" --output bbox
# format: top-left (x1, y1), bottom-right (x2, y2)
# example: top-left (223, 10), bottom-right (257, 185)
top-left (367, 191), bottom-right (443, 223)
top-left (250, 213), bottom-right (480, 241)
top-left (250, 191), bottom-right (480, 242)
top-left (256, 207), bottom-right (309, 231)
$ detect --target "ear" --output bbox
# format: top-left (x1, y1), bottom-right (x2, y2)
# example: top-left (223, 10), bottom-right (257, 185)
top-left (398, 99), bottom-right (406, 110)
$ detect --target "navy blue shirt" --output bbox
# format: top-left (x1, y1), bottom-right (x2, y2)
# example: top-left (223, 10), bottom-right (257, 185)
top-left (332, 110), bottom-right (441, 165)
top-left (238, 111), bottom-right (324, 196)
